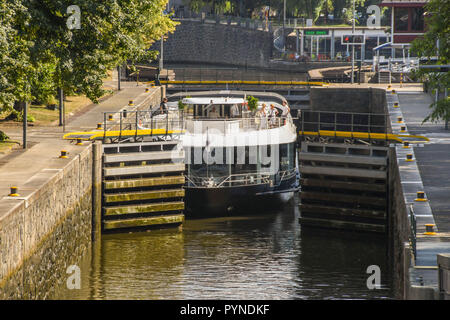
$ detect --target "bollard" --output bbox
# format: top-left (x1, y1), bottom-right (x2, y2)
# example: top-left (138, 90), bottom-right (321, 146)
top-left (392, 89), bottom-right (396, 94)
top-left (108, 114), bottom-right (114, 121)
top-left (59, 150), bottom-right (68, 159)
top-left (76, 138), bottom-right (83, 146)
top-left (397, 116), bottom-right (403, 123)
top-left (387, 85), bottom-right (391, 89)
top-left (400, 126), bottom-right (406, 132)
top-left (415, 191), bottom-right (427, 202)
top-left (394, 102), bottom-right (399, 108)
top-left (97, 123), bottom-right (102, 130)
top-left (9, 186), bottom-right (19, 197)
top-left (403, 141), bottom-right (410, 148)
top-left (145, 88), bottom-right (149, 93)
top-left (406, 154), bottom-right (414, 162)
top-left (424, 224), bottom-right (437, 235)
top-left (128, 100), bottom-right (134, 106)
top-left (123, 109), bottom-right (127, 118)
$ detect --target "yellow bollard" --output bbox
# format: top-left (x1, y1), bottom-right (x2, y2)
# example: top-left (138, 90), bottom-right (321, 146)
top-left (97, 123), bottom-right (102, 130)
top-left (406, 154), bottom-right (414, 162)
top-left (76, 138), bottom-right (83, 146)
top-left (9, 186), bottom-right (20, 197)
top-left (403, 141), bottom-right (410, 148)
top-left (400, 126), bottom-right (406, 132)
top-left (415, 191), bottom-right (427, 202)
top-left (424, 224), bottom-right (436, 235)
top-left (394, 102), bottom-right (399, 108)
top-left (108, 114), bottom-right (114, 121)
top-left (128, 100), bottom-right (134, 106)
top-left (59, 150), bottom-right (68, 159)
top-left (397, 116), bottom-right (403, 123)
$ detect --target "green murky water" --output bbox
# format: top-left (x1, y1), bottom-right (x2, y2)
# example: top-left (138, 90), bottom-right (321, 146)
top-left (54, 197), bottom-right (394, 300)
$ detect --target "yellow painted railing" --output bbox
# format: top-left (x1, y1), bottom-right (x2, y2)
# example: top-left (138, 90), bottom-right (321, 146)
top-left (299, 130), bottom-right (430, 143)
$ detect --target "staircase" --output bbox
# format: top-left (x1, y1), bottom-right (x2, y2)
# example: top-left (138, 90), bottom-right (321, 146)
top-left (378, 70), bottom-right (391, 84)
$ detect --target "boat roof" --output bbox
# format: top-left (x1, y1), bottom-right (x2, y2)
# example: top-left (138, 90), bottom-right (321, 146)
top-left (182, 97), bottom-right (245, 105)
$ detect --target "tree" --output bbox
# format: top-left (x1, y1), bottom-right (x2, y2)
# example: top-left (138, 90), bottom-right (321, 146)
top-left (0, 0), bottom-right (35, 112)
top-left (26, 0), bottom-right (178, 103)
top-left (0, 0), bottom-right (177, 114)
top-left (411, 0), bottom-right (449, 127)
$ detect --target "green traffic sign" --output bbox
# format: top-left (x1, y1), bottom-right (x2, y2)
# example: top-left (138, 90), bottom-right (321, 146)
top-left (304, 30), bottom-right (329, 36)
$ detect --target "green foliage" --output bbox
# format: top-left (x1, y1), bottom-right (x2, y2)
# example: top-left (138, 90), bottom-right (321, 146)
top-left (186, 0), bottom-right (376, 24)
top-left (411, 0), bottom-right (450, 125)
top-left (246, 95), bottom-right (259, 111)
top-left (1, 0), bottom-right (177, 112)
top-left (0, 131), bottom-right (10, 141)
top-left (178, 100), bottom-right (187, 110)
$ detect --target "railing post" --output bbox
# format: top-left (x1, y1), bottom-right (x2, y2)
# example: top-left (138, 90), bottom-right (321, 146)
top-left (135, 111), bottom-right (138, 141)
top-left (103, 113), bottom-right (107, 143)
top-left (166, 113), bottom-right (169, 137)
top-left (150, 111), bottom-right (153, 137)
top-left (119, 111), bottom-right (122, 141)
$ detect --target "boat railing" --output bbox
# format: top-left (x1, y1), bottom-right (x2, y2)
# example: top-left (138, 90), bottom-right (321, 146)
top-left (186, 169), bottom-right (296, 188)
top-left (186, 172), bottom-right (272, 188)
top-left (184, 114), bottom-right (292, 133)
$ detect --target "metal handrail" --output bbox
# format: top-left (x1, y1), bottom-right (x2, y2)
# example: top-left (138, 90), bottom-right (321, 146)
top-left (299, 110), bottom-right (389, 134)
top-left (186, 169), bottom-right (296, 188)
top-left (409, 204), bottom-right (417, 260)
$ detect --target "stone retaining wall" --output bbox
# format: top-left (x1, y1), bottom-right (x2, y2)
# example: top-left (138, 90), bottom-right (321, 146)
top-left (0, 145), bottom-right (94, 299)
top-left (152, 20), bottom-right (273, 69)
top-left (309, 87), bottom-right (387, 114)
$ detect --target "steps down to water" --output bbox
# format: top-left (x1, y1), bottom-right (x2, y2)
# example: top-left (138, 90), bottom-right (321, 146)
top-left (298, 142), bottom-right (389, 233)
top-left (102, 141), bottom-right (185, 233)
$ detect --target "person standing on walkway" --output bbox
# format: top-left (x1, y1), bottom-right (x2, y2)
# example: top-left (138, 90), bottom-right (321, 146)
top-left (160, 97), bottom-right (168, 114)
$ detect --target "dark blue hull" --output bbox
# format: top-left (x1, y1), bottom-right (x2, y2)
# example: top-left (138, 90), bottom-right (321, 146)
top-left (185, 176), bottom-right (298, 217)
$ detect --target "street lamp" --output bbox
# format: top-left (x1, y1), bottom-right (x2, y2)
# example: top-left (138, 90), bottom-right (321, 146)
top-left (351, 0), bottom-right (355, 84)
top-left (283, 0), bottom-right (286, 51)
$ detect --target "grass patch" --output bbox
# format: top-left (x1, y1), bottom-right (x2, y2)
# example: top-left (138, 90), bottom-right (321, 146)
top-left (0, 141), bottom-right (20, 154)
top-left (29, 92), bottom-right (113, 124)
top-left (0, 72), bottom-right (116, 125)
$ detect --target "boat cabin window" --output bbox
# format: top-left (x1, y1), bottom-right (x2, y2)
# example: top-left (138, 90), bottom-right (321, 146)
top-left (193, 103), bottom-right (245, 119)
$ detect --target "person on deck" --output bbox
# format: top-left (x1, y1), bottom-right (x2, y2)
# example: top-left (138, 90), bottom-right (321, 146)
top-left (281, 101), bottom-right (290, 125)
top-left (268, 104), bottom-right (279, 127)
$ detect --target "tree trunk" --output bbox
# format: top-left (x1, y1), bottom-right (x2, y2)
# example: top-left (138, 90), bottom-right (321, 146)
top-left (13, 101), bottom-right (23, 112)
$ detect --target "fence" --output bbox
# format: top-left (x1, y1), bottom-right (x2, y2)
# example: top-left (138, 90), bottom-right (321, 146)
top-left (298, 110), bottom-right (389, 135)
top-left (158, 67), bottom-right (308, 83)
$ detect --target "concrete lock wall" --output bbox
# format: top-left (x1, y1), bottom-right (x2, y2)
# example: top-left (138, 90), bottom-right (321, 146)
top-left (0, 144), bottom-right (99, 299)
top-left (152, 20), bottom-right (273, 69)
top-left (309, 87), bottom-right (387, 114)
top-left (388, 148), bottom-right (411, 299)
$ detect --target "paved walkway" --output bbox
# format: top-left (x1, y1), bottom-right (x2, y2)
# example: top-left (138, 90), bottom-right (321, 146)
top-left (0, 82), bottom-right (158, 198)
top-left (398, 92), bottom-right (450, 234)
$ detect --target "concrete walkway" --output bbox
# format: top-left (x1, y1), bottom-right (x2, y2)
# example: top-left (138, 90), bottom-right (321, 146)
top-left (398, 92), bottom-right (450, 234)
top-left (0, 82), bottom-right (159, 199)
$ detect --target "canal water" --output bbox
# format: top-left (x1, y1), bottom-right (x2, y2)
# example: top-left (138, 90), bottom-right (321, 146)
top-left (53, 196), bottom-right (394, 300)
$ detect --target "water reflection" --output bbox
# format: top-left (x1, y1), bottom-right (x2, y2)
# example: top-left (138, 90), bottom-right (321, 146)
top-left (53, 197), bottom-right (394, 300)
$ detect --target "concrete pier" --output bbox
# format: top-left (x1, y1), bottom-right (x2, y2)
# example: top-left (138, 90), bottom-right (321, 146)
top-left (387, 88), bottom-right (450, 299)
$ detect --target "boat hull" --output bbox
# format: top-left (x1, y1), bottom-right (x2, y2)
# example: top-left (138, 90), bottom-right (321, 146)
top-left (185, 176), bottom-right (297, 217)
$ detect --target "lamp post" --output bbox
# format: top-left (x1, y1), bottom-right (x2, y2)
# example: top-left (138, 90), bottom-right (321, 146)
top-left (283, 0), bottom-right (286, 51)
top-left (351, 0), bottom-right (356, 84)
